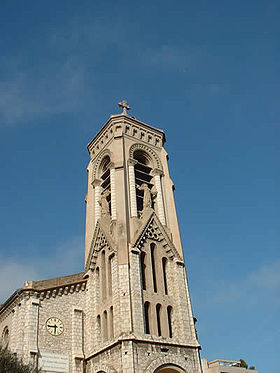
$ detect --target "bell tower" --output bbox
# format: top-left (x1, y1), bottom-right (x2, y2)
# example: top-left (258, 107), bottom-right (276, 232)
top-left (83, 102), bottom-right (202, 373)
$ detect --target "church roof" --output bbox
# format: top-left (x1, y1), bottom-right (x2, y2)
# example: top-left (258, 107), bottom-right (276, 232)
top-left (0, 272), bottom-right (86, 313)
top-left (24, 272), bottom-right (85, 291)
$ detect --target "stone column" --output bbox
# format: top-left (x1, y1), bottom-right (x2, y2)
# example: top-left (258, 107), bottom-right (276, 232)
top-left (71, 307), bottom-right (84, 373)
top-left (174, 260), bottom-right (193, 342)
top-left (152, 169), bottom-right (166, 225)
top-left (129, 247), bottom-right (144, 335)
top-left (109, 164), bottom-right (117, 220)
top-left (128, 159), bottom-right (138, 217)
top-left (92, 179), bottom-right (101, 226)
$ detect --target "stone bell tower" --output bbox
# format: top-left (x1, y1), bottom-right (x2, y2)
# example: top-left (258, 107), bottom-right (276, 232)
top-left (83, 102), bottom-right (202, 373)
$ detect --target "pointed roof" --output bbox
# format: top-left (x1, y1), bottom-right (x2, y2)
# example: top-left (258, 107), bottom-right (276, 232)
top-left (131, 210), bottom-right (182, 261)
top-left (85, 218), bottom-right (116, 272)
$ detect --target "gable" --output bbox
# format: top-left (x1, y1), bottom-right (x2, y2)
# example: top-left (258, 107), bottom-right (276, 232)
top-left (131, 211), bottom-right (181, 260)
top-left (85, 220), bottom-right (116, 272)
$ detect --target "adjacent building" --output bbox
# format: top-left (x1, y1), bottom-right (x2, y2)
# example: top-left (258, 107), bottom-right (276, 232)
top-left (201, 359), bottom-right (258, 373)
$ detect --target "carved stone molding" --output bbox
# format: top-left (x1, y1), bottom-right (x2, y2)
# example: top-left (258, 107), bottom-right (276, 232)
top-left (92, 149), bottom-right (112, 179)
top-left (90, 364), bottom-right (117, 373)
top-left (145, 354), bottom-right (195, 373)
top-left (129, 143), bottom-right (162, 171)
top-left (38, 281), bottom-right (86, 301)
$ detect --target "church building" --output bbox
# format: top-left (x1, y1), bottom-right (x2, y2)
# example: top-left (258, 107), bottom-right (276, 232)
top-left (0, 103), bottom-right (202, 373)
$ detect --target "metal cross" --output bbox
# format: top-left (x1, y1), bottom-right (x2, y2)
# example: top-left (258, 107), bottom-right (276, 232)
top-left (118, 100), bottom-right (130, 115)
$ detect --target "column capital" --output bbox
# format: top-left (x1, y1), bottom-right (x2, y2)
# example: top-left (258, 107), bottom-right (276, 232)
top-left (108, 162), bottom-right (115, 170)
top-left (91, 178), bottom-right (101, 188)
top-left (127, 158), bottom-right (138, 166)
top-left (151, 168), bottom-right (164, 177)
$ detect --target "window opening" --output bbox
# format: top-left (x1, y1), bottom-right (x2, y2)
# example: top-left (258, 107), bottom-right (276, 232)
top-left (133, 151), bottom-right (153, 213)
top-left (103, 311), bottom-right (108, 341)
top-left (150, 243), bottom-right (157, 293)
top-left (96, 267), bottom-right (100, 304)
top-left (167, 306), bottom-right (173, 338)
top-left (101, 251), bottom-right (106, 300)
top-left (156, 304), bottom-right (162, 337)
top-left (108, 257), bottom-right (112, 297)
top-left (144, 301), bottom-right (150, 334)
top-left (162, 257), bottom-right (168, 295)
top-left (110, 306), bottom-right (114, 339)
top-left (100, 156), bottom-right (111, 215)
top-left (96, 315), bottom-right (101, 343)
top-left (140, 251), bottom-right (146, 290)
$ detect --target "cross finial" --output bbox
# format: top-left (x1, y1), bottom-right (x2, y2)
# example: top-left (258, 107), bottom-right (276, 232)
top-left (118, 100), bottom-right (130, 115)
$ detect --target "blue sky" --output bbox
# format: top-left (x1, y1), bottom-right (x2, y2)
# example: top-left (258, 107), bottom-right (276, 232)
top-left (0, 1), bottom-right (279, 372)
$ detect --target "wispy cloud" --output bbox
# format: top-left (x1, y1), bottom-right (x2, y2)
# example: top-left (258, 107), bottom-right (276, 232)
top-left (141, 44), bottom-right (202, 72)
top-left (0, 57), bottom-right (86, 125)
top-left (0, 236), bottom-right (83, 303)
top-left (248, 260), bottom-right (280, 289)
top-left (208, 259), bottom-right (280, 306)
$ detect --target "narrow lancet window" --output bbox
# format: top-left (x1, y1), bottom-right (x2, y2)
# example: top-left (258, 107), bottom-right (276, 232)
top-left (162, 257), bottom-right (168, 295)
top-left (144, 301), bottom-right (150, 334)
top-left (156, 303), bottom-right (162, 337)
top-left (96, 315), bottom-right (101, 344)
top-left (103, 310), bottom-right (108, 341)
top-left (110, 306), bottom-right (114, 339)
top-left (167, 306), bottom-right (173, 338)
top-left (96, 267), bottom-right (100, 305)
top-left (140, 251), bottom-right (146, 290)
top-left (150, 243), bottom-right (157, 293)
top-left (108, 256), bottom-right (112, 297)
top-left (101, 251), bottom-right (106, 300)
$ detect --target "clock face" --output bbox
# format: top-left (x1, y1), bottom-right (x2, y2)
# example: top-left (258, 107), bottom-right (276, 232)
top-left (46, 317), bottom-right (64, 336)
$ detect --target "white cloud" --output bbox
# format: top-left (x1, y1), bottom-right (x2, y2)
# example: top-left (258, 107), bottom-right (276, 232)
top-left (0, 57), bottom-right (86, 125)
top-left (141, 44), bottom-right (199, 72)
top-left (207, 259), bottom-right (280, 307)
top-left (248, 260), bottom-right (280, 289)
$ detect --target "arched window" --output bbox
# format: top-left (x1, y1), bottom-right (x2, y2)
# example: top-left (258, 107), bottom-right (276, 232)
top-left (109, 306), bottom-right (114, 339)
top-left (99, 155), bottom-right (111, 215)
top-left (102, 310), bottom-right (108, 341)
top-left (167, 306), bottom-right (173, 338)
top-left (96, 267), bottom-right (100, 305)
top-left (150, 243), bottom-right (157, 293)
top-left (2, 326), bottom-right (9, 347)
top-left (156, 303), bottom-right (162, 337)
top-left (107, 256), bottom-right (112, 297)
top-left (144, 301), bottom-right (150, 334)
top-left (140, 251), bottom-right (146, 290)
top-left (101, 251), bottom-right (106, 300)
top-left (96, 315), bottom-right (101, 344)
top-left (133, 150), bottom-right (153, 213)
top-left (162, 257), bottom-right (168, 295)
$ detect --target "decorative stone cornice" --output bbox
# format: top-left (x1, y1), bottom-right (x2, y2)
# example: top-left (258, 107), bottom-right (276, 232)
top-left (151, 168), bottom-right (164, 177)
top-left (87, 115), bottom-right (165, 159)
top-left (127, 158), bottom-right (138, 167)
top-left (38, 281), bottom-right (86, 301)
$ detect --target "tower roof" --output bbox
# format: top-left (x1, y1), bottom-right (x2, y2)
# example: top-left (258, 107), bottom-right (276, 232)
top-left (87, 104), bottom-right (165, 159)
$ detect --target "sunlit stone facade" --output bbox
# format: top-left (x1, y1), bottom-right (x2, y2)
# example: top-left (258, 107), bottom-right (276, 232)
top-left (0, 107), bottom-right (202, 373)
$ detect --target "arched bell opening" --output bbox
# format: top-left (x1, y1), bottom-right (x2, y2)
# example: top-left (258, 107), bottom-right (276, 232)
top-left (98, 155), bottom-right (111, 216)
top-left (133, 149), bottom-right (154, 213)
top-left (154, 364), bottom-right (186, 373)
